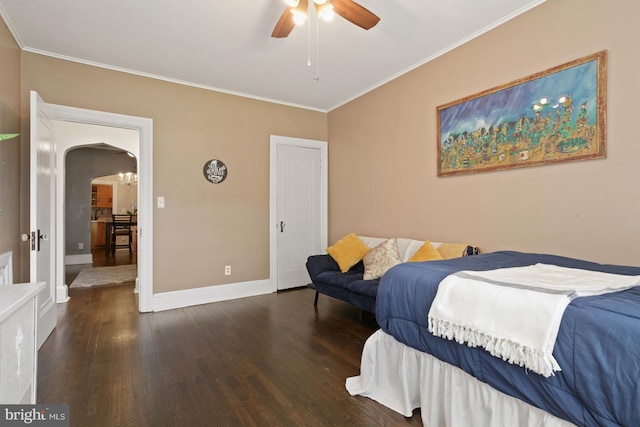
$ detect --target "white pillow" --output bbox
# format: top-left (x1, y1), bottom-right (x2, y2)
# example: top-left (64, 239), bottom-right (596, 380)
top-left (362, 238), bottom-right (402, 280)
top-left (361, 236), bottom-right (443, 262)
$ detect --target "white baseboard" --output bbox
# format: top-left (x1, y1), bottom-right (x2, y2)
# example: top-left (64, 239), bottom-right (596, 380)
top-left (65, 254), bottom-right (93, 265)
top-left (152, 279), bottom-right (274, 312)
top-left (57, 284), bottom-right (70, 303)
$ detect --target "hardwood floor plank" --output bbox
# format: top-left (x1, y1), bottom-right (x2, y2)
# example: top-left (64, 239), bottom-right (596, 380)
top-left (37, 285), bottom-right (422, 426)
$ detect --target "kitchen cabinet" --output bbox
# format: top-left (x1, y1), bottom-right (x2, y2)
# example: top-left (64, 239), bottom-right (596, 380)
top-left (91, 221), bottom-right (107, 248)
top-left (91, 184), bottom-right (113, 208)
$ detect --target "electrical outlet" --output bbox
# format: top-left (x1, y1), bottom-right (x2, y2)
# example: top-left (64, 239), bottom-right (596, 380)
top-left (224, 265), bottom-right (231, 276)
top-left (78, 242), bottom-right (84, 250)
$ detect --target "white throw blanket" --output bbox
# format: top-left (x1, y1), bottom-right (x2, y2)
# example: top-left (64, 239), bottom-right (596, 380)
top-left (427, 263), bottom-right (640, 377)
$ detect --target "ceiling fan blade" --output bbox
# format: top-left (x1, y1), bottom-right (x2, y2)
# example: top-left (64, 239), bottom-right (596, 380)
top-left (331, 0), bottom-right (380, 30)
top-left (271, 8), bottom-right (296, 38)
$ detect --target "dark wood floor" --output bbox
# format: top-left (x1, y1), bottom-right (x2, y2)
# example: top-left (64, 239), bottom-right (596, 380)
top-left (37, 282), bottom-right (422, 426)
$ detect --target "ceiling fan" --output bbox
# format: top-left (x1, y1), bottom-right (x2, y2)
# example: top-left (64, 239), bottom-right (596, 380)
top-left (271, 0), bottom-right (380, 38)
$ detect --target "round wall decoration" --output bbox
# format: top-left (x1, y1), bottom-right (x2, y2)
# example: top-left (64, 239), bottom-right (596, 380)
top-left (203, 159), bottom-right (228, 184)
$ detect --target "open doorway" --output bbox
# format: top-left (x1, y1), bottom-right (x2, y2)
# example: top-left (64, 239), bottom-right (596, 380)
top-left (91, 172), bottom-right (138, 259)
top-left (90, 172), bottom-right (138, 268)
top-left (59, 134), bottom-right (141, 292)
top-left (34, 93), bottom-right (153, 312)
top-left (63, 144), bottom-right (139, 287)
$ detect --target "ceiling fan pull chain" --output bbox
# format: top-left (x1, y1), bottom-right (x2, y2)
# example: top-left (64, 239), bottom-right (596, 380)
top-left (314, 16), bottom-right (321, 81)
top-left (307, 10), bottom-right (312, 67)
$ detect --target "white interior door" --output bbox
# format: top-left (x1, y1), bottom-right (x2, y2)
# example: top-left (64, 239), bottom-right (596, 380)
top-left (275, 140), bottom-right (326, 290)
top-left (30, 91), bottom-right (57, 348)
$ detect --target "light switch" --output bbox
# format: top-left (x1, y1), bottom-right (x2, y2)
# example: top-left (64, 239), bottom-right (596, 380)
top-left (157, 196), bottom-right (165, 208)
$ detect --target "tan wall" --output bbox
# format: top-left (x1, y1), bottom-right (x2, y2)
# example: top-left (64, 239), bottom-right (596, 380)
top-left (0, 19), bottom-right (22, 278)
top-left (328, 0), bottom-right (640, 266)
top-left (20, 54), bottom-right (327, 292)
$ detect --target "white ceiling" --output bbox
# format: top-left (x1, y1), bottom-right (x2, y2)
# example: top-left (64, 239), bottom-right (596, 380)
top-left (0, 0), bottom-right (545, 112)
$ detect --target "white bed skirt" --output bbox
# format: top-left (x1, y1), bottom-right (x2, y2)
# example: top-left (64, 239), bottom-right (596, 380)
top-left (346, 330), bottom-right (576, 427)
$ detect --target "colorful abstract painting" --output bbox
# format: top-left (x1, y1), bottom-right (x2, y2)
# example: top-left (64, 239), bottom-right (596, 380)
top-left (437, 51), bottom-right (606, 176)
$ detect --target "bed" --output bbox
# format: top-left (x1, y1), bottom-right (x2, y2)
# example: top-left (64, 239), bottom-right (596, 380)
top-left (345, 251), bottom-right (640, 426)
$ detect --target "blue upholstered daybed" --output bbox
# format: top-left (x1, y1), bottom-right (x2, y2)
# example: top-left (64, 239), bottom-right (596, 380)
top-left (306, 235), bottom-right (479, 315)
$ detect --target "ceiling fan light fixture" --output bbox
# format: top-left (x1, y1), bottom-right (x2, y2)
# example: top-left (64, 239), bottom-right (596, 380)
top-left (283, 0), bottom-right (299, 7)
top-left (290, 2), bottom-right (308, 26)
top-left (291, 10), bottom-right (307, 25)
top-left (317, 3), bottom-right (334, 21)
top-left (272, 0), bottom-right (380, 38)
top-left (322, 10), bottom-right (335, 22)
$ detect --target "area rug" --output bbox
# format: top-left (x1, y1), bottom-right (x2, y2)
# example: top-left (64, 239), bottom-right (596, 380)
top-left (70, 264), bottom-right (137, 288)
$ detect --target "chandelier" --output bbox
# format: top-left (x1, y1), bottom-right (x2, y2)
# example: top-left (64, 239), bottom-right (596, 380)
top-left (118, 172), bottom-right (138, 186)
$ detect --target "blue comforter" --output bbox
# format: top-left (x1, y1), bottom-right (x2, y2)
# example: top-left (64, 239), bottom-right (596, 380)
top-left (375, 251), bottom-right (640, 426)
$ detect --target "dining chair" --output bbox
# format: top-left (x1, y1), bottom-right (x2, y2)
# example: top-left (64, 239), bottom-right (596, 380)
top-left (110, 214), bottom-right (133, 255)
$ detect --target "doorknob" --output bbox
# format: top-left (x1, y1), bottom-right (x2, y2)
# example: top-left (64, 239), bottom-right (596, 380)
top-left (280, 221), bottom-right (285, 232)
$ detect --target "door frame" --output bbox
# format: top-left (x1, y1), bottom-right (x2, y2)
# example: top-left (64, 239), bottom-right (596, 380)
top-left (269, 135), bottom-right (327, 292)
top-left (41, 99), bottom-right (154, 312)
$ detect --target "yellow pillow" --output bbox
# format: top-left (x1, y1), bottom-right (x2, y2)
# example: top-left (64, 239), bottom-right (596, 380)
top-left (326, 232), bottom-right (371, 273)
top-left (436, 243), bottom-right (470, 260)
top-left (408, 241), bottom-right (444, 262)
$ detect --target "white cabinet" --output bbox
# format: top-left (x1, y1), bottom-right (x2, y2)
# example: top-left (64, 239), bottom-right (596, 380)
top-left (0, 282), bottom-right (45, 404)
